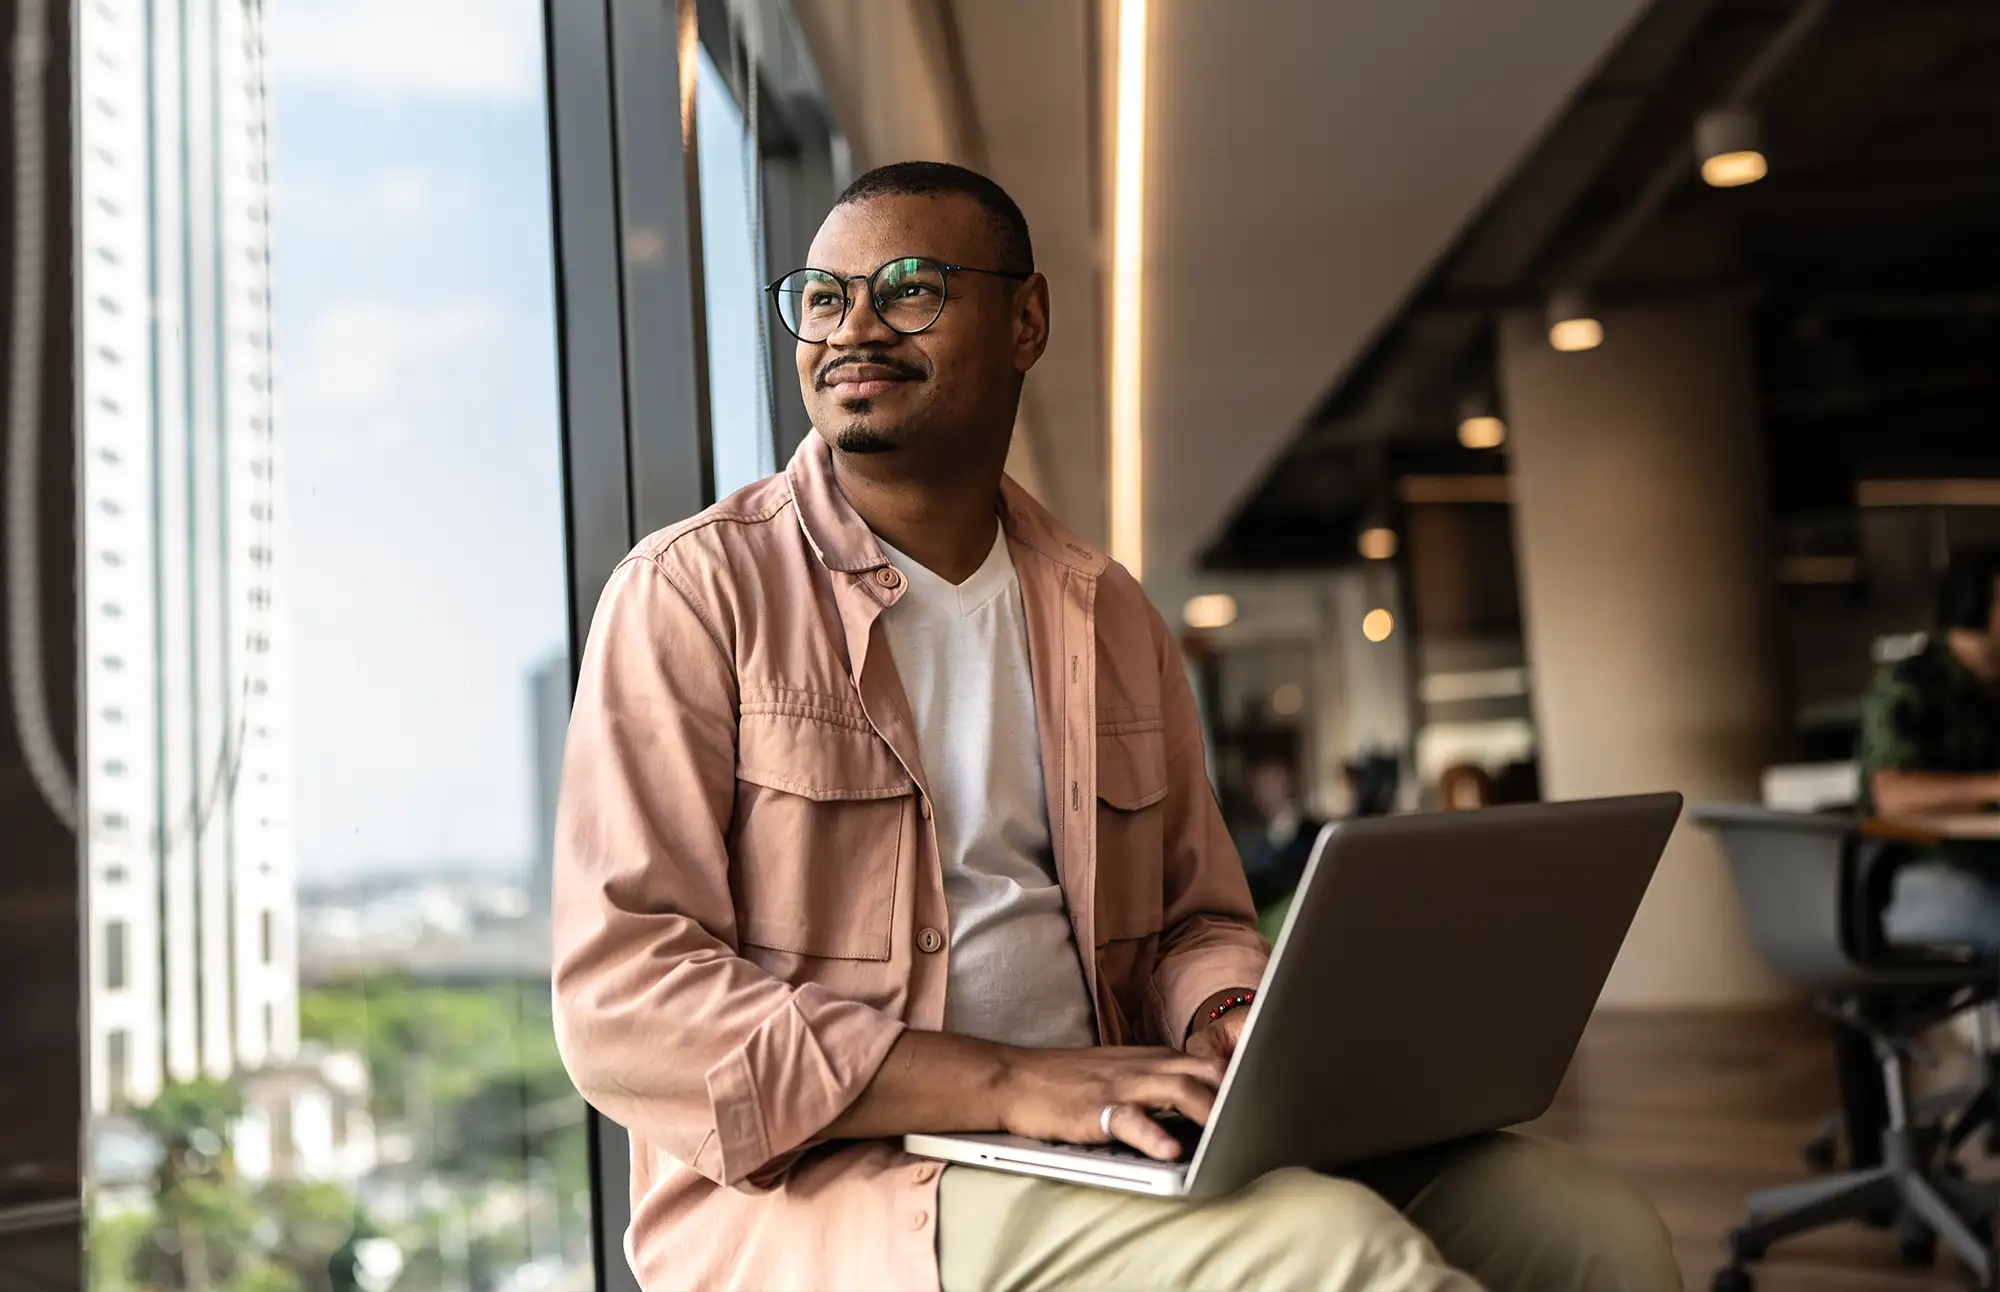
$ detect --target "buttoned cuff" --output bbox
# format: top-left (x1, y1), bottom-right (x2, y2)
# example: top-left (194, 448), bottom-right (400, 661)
top-left (701, 983), bottom-right (906, 1189)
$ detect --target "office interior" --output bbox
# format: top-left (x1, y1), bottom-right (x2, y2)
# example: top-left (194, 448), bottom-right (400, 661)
top-left (4, 0), bottom-right (2000, 1288)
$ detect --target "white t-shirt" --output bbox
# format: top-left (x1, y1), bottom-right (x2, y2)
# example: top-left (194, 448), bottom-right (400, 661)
top-left (878, 529), bottom-right (1099, 1050)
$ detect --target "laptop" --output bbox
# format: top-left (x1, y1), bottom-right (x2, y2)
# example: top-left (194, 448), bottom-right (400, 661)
top-left (904, 792), bottom-right (1682, 1199)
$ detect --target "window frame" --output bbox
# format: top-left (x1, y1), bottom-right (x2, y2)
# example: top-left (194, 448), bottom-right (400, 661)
top-left (544, 0), bottom-right (845, 1284)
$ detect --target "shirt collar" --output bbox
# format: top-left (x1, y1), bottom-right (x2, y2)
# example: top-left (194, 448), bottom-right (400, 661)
top-left (784, 431), bottom-right (1111, 579)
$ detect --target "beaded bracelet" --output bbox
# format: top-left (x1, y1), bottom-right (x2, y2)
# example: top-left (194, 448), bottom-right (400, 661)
top-left (1207, 989), bottom-right (1255, 1024)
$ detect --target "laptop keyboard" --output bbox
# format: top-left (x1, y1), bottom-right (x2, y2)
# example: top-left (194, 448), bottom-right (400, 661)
top-left (1061, 1114), bottom-right (1204, 1162)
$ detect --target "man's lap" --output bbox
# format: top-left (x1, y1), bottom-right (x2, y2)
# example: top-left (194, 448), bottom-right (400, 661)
top-left (936, 1132), bottom-right (1678, 1292)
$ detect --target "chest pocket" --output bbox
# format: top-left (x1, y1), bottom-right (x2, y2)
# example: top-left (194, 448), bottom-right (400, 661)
top-left (1095, 707), bottom-right (1169, 944)
top-left (731, 691), bottom-right (913, 961)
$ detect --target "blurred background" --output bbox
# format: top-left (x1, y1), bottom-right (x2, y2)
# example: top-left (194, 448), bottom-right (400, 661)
top-left (5, 0), bottom-right (2000, 1288)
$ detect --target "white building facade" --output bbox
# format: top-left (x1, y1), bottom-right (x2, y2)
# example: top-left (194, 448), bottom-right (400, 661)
top-left (78, 0), bottom-right (298, 1114)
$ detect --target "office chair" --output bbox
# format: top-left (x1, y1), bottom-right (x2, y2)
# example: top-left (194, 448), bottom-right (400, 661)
top-left (1698, 805), bottom-right (2000, 1291)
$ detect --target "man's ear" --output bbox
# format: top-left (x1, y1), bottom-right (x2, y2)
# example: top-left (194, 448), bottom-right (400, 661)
top-left (1013, 274), bottom-right (1051, 373)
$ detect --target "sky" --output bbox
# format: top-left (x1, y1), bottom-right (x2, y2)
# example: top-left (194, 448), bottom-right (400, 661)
top-left (267, 0), bottom-right (771, 882)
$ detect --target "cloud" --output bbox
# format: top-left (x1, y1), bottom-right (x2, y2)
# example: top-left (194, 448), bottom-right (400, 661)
top-left (271, 0), bottom-right (543, 103)
top-left (281, 168), bottom-right (463, 239)
top-left (291, 298), bottom-right (507, 406)
top-left (284, 299), bottom-right (514, 453)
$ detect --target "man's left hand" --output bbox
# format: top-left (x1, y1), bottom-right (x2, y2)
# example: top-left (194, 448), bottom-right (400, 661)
top-left (1185, 989), bottom-right (1255, 1061)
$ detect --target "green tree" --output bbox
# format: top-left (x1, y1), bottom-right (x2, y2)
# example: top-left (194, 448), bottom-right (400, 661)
top-left (301, 975), bottom-right (595, 1275)
top-left (93, 1080), bottom-right (366, 1292)
top-left (129, 1079), bottom-right (255, 1292)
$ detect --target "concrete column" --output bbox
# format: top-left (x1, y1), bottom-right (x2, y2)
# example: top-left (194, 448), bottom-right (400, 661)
top-left (1499, 302), bottom-right (1791, 1008)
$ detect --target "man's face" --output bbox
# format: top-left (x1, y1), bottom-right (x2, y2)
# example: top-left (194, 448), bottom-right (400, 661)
top-left (794, 193), bottom-right (1047, 465)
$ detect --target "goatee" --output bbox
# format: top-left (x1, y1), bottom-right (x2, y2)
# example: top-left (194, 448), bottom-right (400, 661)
top-left (835, 424), bottom-right (899, 454)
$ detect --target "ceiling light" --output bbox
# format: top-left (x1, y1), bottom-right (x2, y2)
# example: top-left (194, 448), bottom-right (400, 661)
top-left (1271, 682), bottom-right (1304, 716)
top-left (1546, 288), bottom-right (1603, 353)
top-left (1183, 593), bottom-right (1238, 630)
top-left (1458, 416), bottom-right (1505, 450)
top-left (1361, 609), bottom-right (1395, 643)
top-left (1696, 107), bottom-right (1767, 188)
top-left (1357, 526), bottom-right (1399, 561)
top-left (1456, 391), bottom-right (1505, 450)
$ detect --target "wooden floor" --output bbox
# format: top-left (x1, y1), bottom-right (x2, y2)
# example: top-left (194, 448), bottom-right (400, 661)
top-left (1530, 1006), bottom-right (1989, 1291)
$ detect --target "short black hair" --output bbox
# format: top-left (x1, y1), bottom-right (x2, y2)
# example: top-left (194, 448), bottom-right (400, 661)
top-left (834, 161), bottom-right (1034, 275)
top-left (1937, 546), bottom-right (2000, 631)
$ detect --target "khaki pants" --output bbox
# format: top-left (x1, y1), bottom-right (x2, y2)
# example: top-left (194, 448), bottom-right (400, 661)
top-left (937, 1133), bottom-right (1680, 1292)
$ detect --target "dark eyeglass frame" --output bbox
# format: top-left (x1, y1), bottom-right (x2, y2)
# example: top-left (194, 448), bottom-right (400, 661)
top-left (763, 255), bottom-right (1032, 343)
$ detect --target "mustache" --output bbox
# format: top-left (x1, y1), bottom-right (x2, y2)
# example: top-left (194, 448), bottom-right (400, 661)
top-left (814, 352), bottom-right (927, 390)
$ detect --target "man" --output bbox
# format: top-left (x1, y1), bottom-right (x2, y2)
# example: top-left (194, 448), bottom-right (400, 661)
top-left (552, 161), bottom-right (1676, 1292)
top-left (1239, 755), bottom-right (1326, 912)
top-left (1861, 546), bottom-right (2000, 950)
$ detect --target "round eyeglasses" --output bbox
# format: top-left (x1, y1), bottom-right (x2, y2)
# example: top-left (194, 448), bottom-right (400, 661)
top-left (765, 256), bottom-right (1031, 344)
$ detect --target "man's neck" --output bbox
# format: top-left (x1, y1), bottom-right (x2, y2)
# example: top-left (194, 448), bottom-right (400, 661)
top-left (1946, 629), bottom-right (2000, 687)
top-left (832, 447), bottom-right (1007, 586)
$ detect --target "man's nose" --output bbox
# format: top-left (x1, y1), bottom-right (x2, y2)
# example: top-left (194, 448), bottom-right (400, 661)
top-left (826, 281), bottom-right (896, 349)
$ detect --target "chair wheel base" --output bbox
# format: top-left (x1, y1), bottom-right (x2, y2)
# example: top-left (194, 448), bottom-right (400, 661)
top-left (1725, 1227), bottom-right (1768, 1263)
top-left (1711, 1268), bottom-right (1754, 1292)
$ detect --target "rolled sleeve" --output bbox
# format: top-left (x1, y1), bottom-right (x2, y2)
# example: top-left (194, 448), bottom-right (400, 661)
top-left (701, 986), bottom-right (905, 1187)
top-left (1151, 933), bottom-right (1273, 1047)
top-left (552, 553), bottom-right (902, 1189)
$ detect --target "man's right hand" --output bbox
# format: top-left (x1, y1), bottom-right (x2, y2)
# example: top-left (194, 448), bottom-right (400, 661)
top-left (823, 1031), bottom-right (1226, 1161)
top-left (993, 1045), bottom-right (1227, 1160)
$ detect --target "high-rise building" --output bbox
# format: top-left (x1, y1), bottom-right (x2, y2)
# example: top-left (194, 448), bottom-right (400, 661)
top-left (78, 0), bottom-right (297, 1114)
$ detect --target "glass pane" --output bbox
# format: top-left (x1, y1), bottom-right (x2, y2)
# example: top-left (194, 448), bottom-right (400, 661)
top-left (79, 2), bottom-right (589, 1289)
top-left (698, 47), bottom-right (776, 498)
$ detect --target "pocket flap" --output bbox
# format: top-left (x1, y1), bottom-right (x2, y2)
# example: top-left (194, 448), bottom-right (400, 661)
top-left (1097, 722), bottom-right (1168, 811)
top-left (738, 692), bottom-right (913, 801)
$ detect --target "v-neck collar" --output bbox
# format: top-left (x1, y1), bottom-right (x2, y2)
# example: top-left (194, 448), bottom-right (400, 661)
top-left (879, 526), bottom-right (1014, 619)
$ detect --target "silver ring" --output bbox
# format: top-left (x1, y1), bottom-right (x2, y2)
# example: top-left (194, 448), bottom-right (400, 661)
top-left (1100, 1104), bottom-right (1117, 1138)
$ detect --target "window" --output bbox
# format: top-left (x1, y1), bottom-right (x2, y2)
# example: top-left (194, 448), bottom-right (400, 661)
top-left (81, 1), bottom-right (590, 1287)
top-left (698, 47), bottom-right (774, 498)
top-left (105, 920), bottom-right (128, 990)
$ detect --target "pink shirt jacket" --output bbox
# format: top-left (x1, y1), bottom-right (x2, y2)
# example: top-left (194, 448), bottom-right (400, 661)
top-left (552, 434), bottom-right (1270, 1291)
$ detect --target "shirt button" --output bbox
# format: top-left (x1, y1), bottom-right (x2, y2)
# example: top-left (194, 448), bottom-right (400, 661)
top-left (875, 567), bottom-right (902, 589)
top-left (910, 1210), bottom-right (930, 1230)
top-left (919, 797), bottom-right (933, 820)
top-left (911, 1163), bottom-right (937, 1184)
top-left (917, 927), bottom-right (944, 954)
